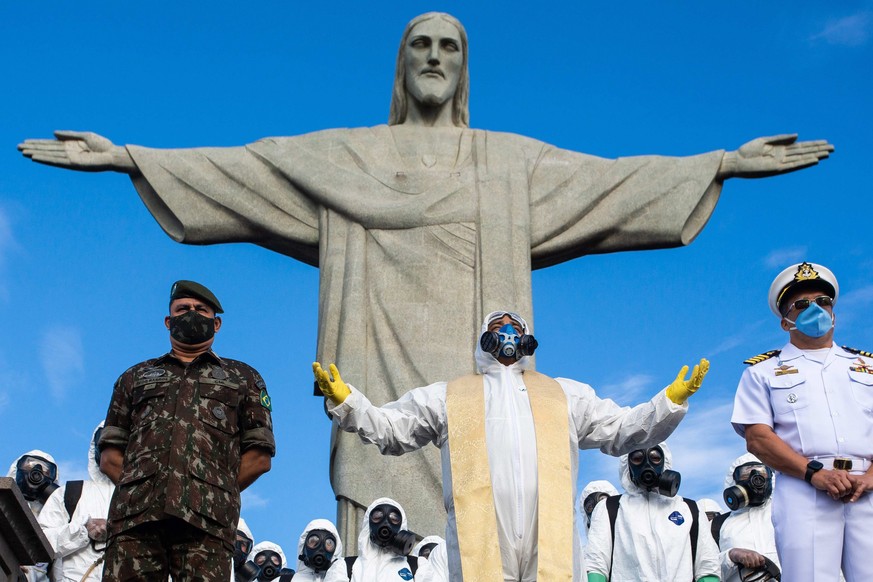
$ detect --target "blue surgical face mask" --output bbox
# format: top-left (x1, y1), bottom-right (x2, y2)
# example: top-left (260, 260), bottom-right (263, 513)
top-left (785, 302), bottom-right (834, 338)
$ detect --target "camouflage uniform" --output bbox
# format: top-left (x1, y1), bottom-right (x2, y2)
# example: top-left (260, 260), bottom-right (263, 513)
top-left (99, 351), bottom-right (274, 581)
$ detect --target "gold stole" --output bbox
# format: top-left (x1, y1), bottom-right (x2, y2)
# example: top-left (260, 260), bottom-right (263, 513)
top-left (446, 371), bottom-right (574, 581)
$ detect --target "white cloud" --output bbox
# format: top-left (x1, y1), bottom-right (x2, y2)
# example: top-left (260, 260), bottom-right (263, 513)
top-left (39, 327), bottom-right (85, 403)
top-left (0, 391), bottom-right (9, 413)
top-left (57, 459), bottom-right (90, 483)
top-left (599, 374), bottom-right (655, 404)
top-left (810, 12), bottom-right (871, 46)
top-left (762, 246), bottom-right (807, 270)
top-left (241, 490), bottom-right (269, 509)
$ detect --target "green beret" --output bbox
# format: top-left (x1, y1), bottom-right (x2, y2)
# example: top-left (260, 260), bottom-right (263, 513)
top-left (169, 280), bottom-right (224, 314)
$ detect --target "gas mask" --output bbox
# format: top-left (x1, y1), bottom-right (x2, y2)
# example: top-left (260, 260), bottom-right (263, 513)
top-left (233, 530), bottom-right (253, 571)
top-left (368, 503), bottom-right (417, 555)
top-left (583, 491), bottom-right (611, 527)
top-left (417, 542), bottom-right (438, 560)
top-left (480, 322), bottom-right (538, 361)
top-left (739, 556), bottom-right (781, 581)
top-left (92, 426), bottom-right (104, 467)
top-left (724, 462), bottom-right (773, 511)
top-left (168, 310), bottom-right (216, 344)
top-left (253, 550), bottom-right (282, 581)
top-left (15, 455), bottom-right (59, 503)
top-left (627, 446), bottom-right (680, 497)
top-left (300, 529), bottom-right (336, 572)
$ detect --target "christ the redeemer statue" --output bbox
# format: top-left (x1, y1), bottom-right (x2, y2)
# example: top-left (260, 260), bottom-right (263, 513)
top-left (19, 12), bottom-right (832, 544)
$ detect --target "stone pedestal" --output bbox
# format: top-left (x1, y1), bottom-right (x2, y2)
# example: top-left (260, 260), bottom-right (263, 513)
top-left (0, 478), bottom-right (53, 582)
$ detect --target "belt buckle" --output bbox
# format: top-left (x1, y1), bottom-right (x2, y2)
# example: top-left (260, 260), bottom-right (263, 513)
top-left (833, 458), bottom-right (853, 471)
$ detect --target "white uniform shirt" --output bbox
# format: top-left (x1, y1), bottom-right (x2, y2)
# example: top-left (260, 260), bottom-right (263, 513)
top-left (731, 342), bottom-right (873, 460)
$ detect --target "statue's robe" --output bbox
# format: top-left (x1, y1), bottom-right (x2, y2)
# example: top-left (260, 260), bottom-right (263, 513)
top-left (126, 125), bottom-right (724, 540)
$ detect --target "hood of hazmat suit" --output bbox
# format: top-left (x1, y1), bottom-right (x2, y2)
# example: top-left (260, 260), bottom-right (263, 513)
top-left (351, 498), bottom-right (413, 582)
top-left (294, 518), bottom-right (347, 582)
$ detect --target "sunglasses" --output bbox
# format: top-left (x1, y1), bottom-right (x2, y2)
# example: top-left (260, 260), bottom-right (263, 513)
top-left (784, 295), bottom-right (833, 314)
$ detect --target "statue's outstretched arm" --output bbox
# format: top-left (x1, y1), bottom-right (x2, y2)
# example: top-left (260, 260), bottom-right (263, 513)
top-left (717, 134), bottom-right (833, 180)
top-left (18, 131), bottom-right (138, 174)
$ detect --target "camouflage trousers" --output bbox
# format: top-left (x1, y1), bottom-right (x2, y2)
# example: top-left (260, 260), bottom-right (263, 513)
top-left (102, 518), bottom-right (231, 582)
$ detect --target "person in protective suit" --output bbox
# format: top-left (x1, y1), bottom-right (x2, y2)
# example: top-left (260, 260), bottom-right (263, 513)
top-left (585, 442), bottom-right (720, 582)
top-left (293, 518), bottom-right (347, 582)
top-left (715, 453), bottom-right (780, 582)
top-left (315, 311), bottom-right (709, 582)
top-left (232, 517), bottom-right (256, 582)
top-left (8, 449), bottom-right (61, 582)
top-left (38, 422), bottom-right (115, 582)
top-left (411, 535), bottom-right (443, 561)
top-left (697, 498), bottom-right (723, 523)
top-left (414, 539), bottom-right (449, 582)
top-left (580, 480), bottom-right (620, 531)
top-left (244, 541), bottom-right (289, 582)
top-left (349, 498), bottom-right (417, 582)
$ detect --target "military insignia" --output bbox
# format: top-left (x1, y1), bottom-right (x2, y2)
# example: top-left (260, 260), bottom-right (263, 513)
top-left (793, 262), bottom-right (820, 282)
top-left (141, 368), bottom-right (166, 379)
top-left (843, 346), bottom-right (873, 359)
top-left (787, 393), bottom-right (798, 403)
top-left (259, 389), bottom-right (272, 411)
top-left (850, 359), bottom-right (873, 374)
top-left (774, 364), bottom-right (798, 376)
top-left (744, 350), bottom-right (781, 366)
top-left (256, 378), bottom-right (266, 390)
top-left (211, 367), bottom-right (228, 380)
top-left (212, 406), bottom-right (226, 420)
top-left (668, 511), bottom-right (685, 526)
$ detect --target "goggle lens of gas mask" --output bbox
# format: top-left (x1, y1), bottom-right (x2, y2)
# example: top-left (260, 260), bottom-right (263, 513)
top-left (583, 492), bottom-right (609, 518)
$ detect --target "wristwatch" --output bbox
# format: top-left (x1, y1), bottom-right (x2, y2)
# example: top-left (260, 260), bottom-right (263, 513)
top-left (805, 460), bottom-right (824, 483)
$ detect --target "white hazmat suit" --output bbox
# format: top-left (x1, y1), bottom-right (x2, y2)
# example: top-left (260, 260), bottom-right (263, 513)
top-left (414, 539), bottom-right (449, 582)
top-left (350, 498), bottom-right (415, 582)
top-left (585, 443), bottom-right (720, 582)
top-left (716, 453), bottom-right (779, 582)
top-left (38, 423), bottom-right (115, 582)
top-left (329, 312), bottom-right (689, 581)
top-left (8, 449), bottom-right (61, 582)
top-left (249, 541), bottom-right (288, 579)
top-left (294, 519), bottom-right (347, 582)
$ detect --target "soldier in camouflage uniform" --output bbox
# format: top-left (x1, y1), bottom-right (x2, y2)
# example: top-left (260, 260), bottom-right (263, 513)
top-left (98, 280), bottom-right (275, 581)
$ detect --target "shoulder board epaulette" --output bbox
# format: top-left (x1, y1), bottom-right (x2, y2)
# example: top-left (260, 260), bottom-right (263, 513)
top-left (744, 350), bottom-right (781, 366)
top-left (843, 346), bottom-right (873, 358)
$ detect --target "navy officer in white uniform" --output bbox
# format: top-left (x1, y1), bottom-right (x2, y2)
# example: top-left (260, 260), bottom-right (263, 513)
top-left (731, 262), bottom-right (873, 582)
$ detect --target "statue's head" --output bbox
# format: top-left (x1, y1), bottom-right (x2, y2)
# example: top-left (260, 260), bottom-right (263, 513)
top-left (389, 12), bottom-right (470, 127)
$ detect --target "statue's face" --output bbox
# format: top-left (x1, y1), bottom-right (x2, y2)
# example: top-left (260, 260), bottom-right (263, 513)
top-left (404, 18), bottom-right (463, 109)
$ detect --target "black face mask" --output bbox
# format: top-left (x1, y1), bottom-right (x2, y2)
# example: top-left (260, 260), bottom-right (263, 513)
top-left (168, 310), bottom-right (215, 344)
top-left (253, 550), bottom-right (282, 581)
top-left (300, 529), bottom-right (336, 572)
top-left (92, 427), bottom-right (104, 467)
top-left (369, 504), bottom-right (417, 555)
top-left (627, 446), bottom-right (681, 497)
top-left (417, 542), bottom-right (438, 560)
top-left (724, 462), bottom-right (773, 511)
top-left (16, 455), bottom-right (59, 502)
top-left (235, 561), bottom-right (261, 582)
top-left (583, 491), bottom-right (610, 525)
top-left (233, 531), bottom-right (253, 570)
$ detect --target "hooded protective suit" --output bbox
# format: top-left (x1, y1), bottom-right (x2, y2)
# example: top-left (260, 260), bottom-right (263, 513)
top-left (38, 423), bottom-right (115, 582)
top-left (697, 498), bottom-right (722, 520)
top-left (249, 541), bottom-right (287, 580)
top-left (580, 480), bottom-right (620, 529)
top-left (716, 453), bottom-right (779, 582)
top-left (294, 518), bottom-right (347, 582)
top-left (9, 449), bottom-right (61, 582)
top-left (231, 517), bottom-right (255, 582)
top-left (412, 535), bottom-right (444, 559)
top-left (8, 449), bottom-right (61, 517)
top-left (350, 498), bottom-right (415, 582)
top-left (414, 539), bottom-right (449, 582)
top-left (585, 442), bottom-right (720, 582)
top-left (330, 312), bottom-right (688, 581)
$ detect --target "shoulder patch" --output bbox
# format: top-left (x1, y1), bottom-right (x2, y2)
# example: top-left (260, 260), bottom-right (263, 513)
top-left (843, 346), bottom-right (873, 358)
top-left (259, 389), bottom-right (272, 411)
top-left (744, 350), bottom-right (781, 366)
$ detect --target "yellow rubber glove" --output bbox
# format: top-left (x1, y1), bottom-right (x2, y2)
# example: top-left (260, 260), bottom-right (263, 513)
top-left (665, 358), bottom-right (710, 405)
top-left (312, 362), bottom-right (351, 404)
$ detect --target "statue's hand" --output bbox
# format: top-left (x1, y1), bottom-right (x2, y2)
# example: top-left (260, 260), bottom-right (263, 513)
top-left (719, 134), bottom-right (834, 179)
top-left (18, 130), bottom-right (135, 173)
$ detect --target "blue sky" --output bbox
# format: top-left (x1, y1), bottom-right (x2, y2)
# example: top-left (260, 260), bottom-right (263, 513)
top-left (2, 1), bottom-right (871, 553)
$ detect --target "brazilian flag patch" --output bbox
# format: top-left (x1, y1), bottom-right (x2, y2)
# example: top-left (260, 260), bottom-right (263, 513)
top-left (259, 389), bottom-right (272, 411)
